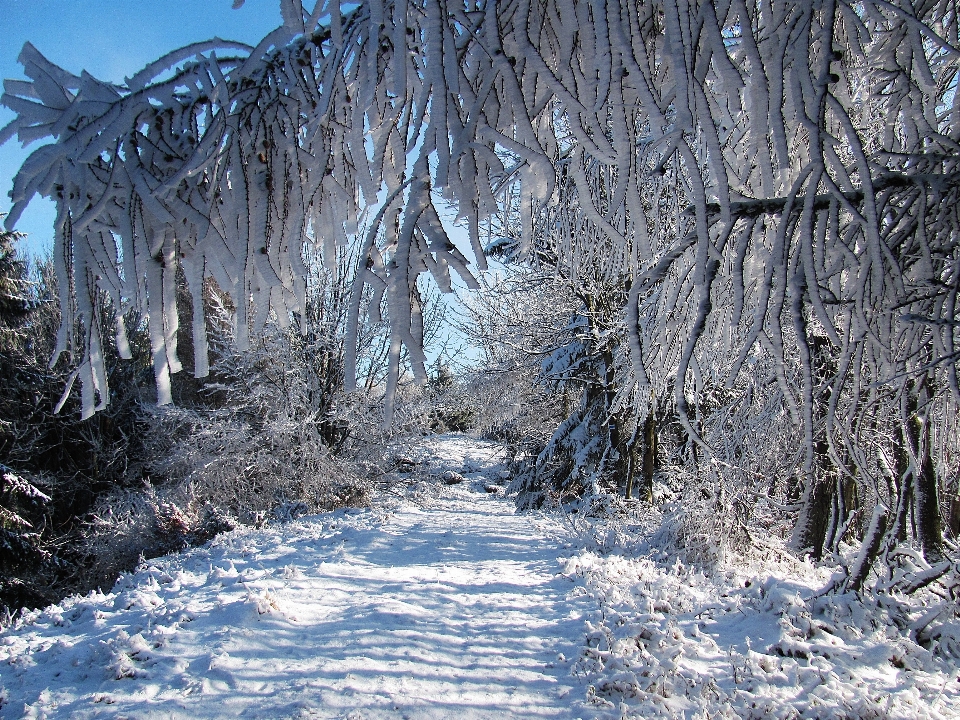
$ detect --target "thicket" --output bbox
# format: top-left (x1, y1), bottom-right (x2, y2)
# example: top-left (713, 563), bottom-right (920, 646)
top-left (2, 0), bottom-right (959, 635)
top-left (0, 224), bottom-right (154, 614)
top-left (0, 231), bottom-right (470, 619)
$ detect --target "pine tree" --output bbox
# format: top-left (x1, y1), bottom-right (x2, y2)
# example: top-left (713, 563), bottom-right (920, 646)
top-left (0, 223), bottom-right (30, 335)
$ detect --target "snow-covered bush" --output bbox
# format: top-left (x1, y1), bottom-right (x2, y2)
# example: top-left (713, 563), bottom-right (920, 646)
top-left (143, 404), bottom-right (365, 523)
top-left (140, 287), bottom-right (368, 524)
top-left (80, 485), bottom-right (235, 591)
top-left (76, 289), bottom-right (371, 587)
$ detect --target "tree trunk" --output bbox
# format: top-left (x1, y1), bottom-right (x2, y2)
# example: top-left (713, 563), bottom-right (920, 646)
top-left (623, 458), bottom-right (634, 500)
top-left (640, 407), bottom-right (657, 503)
top-left (843, 505), bottom-right (888, 594)
top-left (910, 414), bottom-right (945, 563)
top-left (792, 472), bottom-right (833, 560)
top-left (886, 436), bottom-right (912, 547)
top-left (795, 335), bottom-right (838, 560)
top-left (622, 414), bottom-right (640, 500)
top-left (949, 494), bottom-right (960, 539)
top-left (842, 471), bottom-right (860, 537)
top-left (901, 379), bottom-right (945, 563)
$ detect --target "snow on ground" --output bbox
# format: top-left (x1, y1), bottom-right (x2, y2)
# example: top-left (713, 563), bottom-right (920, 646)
top-left (1, 436), bottom-right (593, 719)
top-left (565, 513), bottom-right (960, 719)
top-left (2, 434), bottom-right (959, 719)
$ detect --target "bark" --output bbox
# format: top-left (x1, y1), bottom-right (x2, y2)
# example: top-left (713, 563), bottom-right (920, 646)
top-left (843, 505), bottom-right (888, 594)
top-left (792, 465), bottom-right (834, 560)
top-left (842, 472), bottom-right (860, 537)
top-left (903, 379), bottom-right (945, 563)
top-left (887, 437), bottom-right (912, 546)
top-left (797, 335), bottom-right (838, 560)
top-left (911, 415), bottom-right (945, 563)
top-left (622, 414), bottom-right (641, 500)
top-left (640, 407), bottom-right (658, 503)
top-left (949, 494), bottom-right (960, 539)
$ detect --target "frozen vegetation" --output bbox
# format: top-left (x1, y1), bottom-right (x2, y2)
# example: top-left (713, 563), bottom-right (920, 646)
top-left (2, 0), bottom-right (960, 717)
top-left (2, 435), bottom-right (958, 719)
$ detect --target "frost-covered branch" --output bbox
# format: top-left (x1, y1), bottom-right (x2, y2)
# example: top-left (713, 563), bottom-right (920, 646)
top-left (2, 2), bottom-right (959, 562)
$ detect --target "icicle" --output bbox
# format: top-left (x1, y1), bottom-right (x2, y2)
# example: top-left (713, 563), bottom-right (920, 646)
top-left (79, 360), bottom-right (97, 420)
top-left (88, 314), bottom-right (108, 413)
top-left (115, 314), bottom-right (132, 360)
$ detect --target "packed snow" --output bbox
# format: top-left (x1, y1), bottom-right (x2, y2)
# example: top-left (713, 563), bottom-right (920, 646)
top-left (2, 435), bottom-right (959, 719)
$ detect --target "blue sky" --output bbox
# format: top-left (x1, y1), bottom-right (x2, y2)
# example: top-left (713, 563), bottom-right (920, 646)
top-left (0, 0), bottom-right (283, 256)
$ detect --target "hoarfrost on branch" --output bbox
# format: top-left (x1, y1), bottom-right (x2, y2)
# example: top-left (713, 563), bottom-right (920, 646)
top-left (2, 0), bottom-right (959, 442)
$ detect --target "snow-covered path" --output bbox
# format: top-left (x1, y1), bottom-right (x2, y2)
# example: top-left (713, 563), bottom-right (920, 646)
top-left (259, 497), bottom-right (585, 718)
top-left (11, 434), bottom-right (958, 720)
top-left (1, 437), bottom-right (593, 719)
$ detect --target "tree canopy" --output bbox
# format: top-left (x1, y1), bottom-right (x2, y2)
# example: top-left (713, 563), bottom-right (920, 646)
top-left (3, 0), bottom-right (960, 571)
top-left (2, 0), bottom-right (957, 421)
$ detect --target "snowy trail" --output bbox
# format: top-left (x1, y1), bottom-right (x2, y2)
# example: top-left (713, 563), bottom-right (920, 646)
top-left (257, 498), bottom-right (585, 718)
top-left (10, 435), bottom-right (956, 720)
top-left (1, 437), bottom-right (593, 719)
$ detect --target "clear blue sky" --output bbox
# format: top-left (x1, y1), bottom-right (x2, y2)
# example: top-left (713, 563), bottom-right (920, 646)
top-left (0, 0), bottom-right (283, 256)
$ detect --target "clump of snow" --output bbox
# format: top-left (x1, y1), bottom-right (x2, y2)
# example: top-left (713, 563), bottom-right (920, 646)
top-left (441, 470), bottom-right (466, 485)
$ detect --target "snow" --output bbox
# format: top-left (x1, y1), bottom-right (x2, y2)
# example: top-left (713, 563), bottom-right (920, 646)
top-left (0, 436), bottom-right (591, 719)
top-left (2, 435), bottom-right (959, 719)
top-left (567, 520), bottom-right (960, 719)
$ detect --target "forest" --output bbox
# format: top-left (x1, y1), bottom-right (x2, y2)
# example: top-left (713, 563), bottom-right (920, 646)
top-left (1, 0), bottom-right (959, 715)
